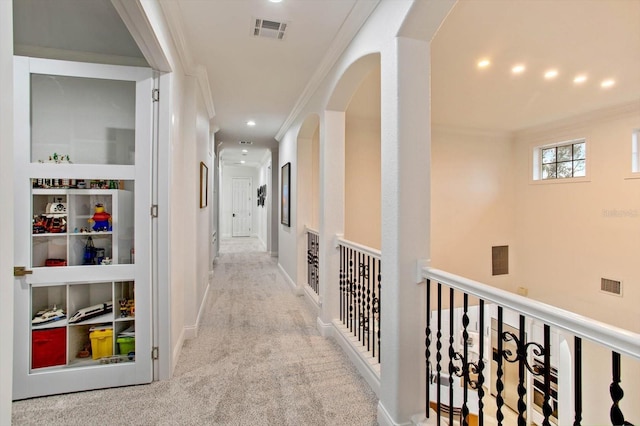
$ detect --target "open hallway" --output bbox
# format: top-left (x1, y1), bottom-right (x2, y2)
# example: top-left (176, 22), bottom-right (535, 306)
top-left (11, 237), bottom-right (378, 425)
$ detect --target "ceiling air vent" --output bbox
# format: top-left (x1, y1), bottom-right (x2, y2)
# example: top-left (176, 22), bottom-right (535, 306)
top-left (239, 140), bottom-right (253, 145)
top-left (253, 18), bottom-right (288, 40)
top-left (601, 278), bottom-right (622, 296)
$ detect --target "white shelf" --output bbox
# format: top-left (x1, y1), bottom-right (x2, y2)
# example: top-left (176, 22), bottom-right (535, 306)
top-left (69, 231), bottom-right (113, 236)
top-left (68, 312), bottom-right (113, 326)
top-left (32, 233), bottom-right (67, 238)
top-left (32, 319), bottom-right (68, 330)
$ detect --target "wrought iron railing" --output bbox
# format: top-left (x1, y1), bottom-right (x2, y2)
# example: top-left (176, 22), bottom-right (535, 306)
top-left (422, 267), bottom-right (639, 426)
top-left (306, 227), bottom-right (319, 296)
top-left (338, 237), bottom-right (381, 363)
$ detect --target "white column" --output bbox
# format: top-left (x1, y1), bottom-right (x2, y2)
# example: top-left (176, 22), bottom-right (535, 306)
top-left (378, 36), bottom-right (431, 424)
top-left (297, 137), bottom-right (312, 289)
top-left (317, 111), bottom-right (345, 330)
top-left (0, 0), bottom-right (14, 419)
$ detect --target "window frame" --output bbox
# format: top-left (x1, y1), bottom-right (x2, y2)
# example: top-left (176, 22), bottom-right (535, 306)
top-left (532, 137), bottom-right (589, 183)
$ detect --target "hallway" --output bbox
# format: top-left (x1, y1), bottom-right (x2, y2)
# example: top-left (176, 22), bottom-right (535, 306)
top-left (11, 238), bottom-right (378, 425)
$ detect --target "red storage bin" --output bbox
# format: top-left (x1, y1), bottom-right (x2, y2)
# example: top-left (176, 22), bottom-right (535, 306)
top-left (32, 327), bottom-right (66, 369)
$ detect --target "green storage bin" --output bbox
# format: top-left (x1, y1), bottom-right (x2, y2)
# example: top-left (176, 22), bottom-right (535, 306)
top-left (117, 336), bottom-right (135, 355)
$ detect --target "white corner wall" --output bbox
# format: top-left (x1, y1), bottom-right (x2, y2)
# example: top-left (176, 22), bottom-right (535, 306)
top-left (140, 0), bottom-right (212, 375)
top-left (278, 131), bottom-right (298, 286)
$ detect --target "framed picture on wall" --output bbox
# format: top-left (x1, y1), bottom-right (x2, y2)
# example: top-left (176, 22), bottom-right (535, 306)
top-left (281, 162), bottom-right (290, 226)
top-left (200, 161), bottom-right (208, 208)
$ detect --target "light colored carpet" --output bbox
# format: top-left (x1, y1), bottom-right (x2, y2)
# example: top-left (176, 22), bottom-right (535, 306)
top-left (12, 237), bottom-right (379, 425)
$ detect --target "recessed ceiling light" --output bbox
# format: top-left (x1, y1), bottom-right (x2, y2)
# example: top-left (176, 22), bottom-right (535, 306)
top-left (601, 79), bottom-right (615, 88)
top-left (477, 59), bottom-right (490, 68)
top-left (574, 75), bottom-right (588, 84)
top-left (544, 69), bottom-right (558, 79)
top-left (269, 0), bottom-right (282, 3)
top-left (246, 120), bottom-right (256, 127)
top-left (511, 64), bottom-right (526, 74)
top-left (242, 149), bottom-right (248, 153)
top-left (240, 160), bottom-right (246, 164)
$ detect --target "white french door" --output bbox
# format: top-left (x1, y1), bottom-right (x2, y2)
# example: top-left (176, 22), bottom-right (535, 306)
top-left (231, 177), bottom-right (252, 237)
top-left (13, 57), bottom-right (153, 399)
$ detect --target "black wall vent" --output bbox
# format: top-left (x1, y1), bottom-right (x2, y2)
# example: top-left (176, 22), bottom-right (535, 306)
top-left (601, 278), bottom-right (622, 296)
top-left (492, 245), bottom-right (508, 276)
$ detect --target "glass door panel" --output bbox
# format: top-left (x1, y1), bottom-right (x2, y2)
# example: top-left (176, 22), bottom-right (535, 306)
top-left (30, 74), bottom-right (136, 165)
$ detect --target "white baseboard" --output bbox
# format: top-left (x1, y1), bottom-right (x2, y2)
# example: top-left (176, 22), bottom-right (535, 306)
top-left (316, 316), bottom-right (333, 338)
top-left (183, 282), bottom-right (210, 340)
top-left (329, 320), bottom-right (380, 397)
top-left (172, 327), bottom-right (185, 373)
top-left (277, 262), bottom-right (302, 294)
top-left (378, 401), bottom-right (436, 426)
top-left (303, 284), bottom-right (321, 307)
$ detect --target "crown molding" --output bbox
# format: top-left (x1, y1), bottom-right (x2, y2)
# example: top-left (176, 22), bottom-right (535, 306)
top-left (515, 100), bottom-right (640, 140)
top-left (110, 0), bottom-right (171, 72)
top-left (274, 0), bottom-right (380, 142)
top-left (158, 0), bottom-right (215, 119)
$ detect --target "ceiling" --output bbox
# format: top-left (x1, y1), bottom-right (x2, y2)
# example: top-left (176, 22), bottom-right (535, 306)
top-left (13, 0), bottom-right (640, 163)
top-left (432, 0), bottom-right (640, 132)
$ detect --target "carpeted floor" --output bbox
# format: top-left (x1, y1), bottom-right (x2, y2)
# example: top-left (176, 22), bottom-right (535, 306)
top-left (12, 237), bottom-right (379, 425)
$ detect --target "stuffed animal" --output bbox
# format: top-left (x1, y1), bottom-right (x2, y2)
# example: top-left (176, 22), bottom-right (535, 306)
top-left (88, 204), bottom-right (112, 232)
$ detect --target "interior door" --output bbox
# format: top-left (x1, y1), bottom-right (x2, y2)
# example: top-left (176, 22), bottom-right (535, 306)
top-left (13, 57), bottom-right (153, 399)
top-left (231, 177), bottom-right (252, 237)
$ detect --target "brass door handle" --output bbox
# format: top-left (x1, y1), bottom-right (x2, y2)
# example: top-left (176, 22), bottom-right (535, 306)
top-left (14, 266), bottom-right (33, 277)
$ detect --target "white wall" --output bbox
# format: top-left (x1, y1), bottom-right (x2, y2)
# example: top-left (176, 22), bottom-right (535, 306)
top-left (140, 0), bottom-right (212, 373)
top-left (344, 67), bottom-right (381, 249)
top-left (220, 165), bottom-right (259, 239)
top-left (0, 0), bottom-right (14, 420)
top-left (278, 130), bottom-right (298, 286)
top-left (431, 126), bottom-right (515, 288)
top-left (513, 105), bottom-right (640, 332)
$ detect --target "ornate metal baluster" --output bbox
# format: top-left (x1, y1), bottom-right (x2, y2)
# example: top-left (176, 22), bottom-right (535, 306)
top-left (339, 244), bottom-right (344, 323)
top-left (496, 307), bottom-right (505, 426)
top-left (461, 294), bottom-right (469, 426)
top-left (436, 282), bottom-right (443, 426)
top-left (349, 248), bottom-right (355, 333)
top-left (372, 259), bottom-right (377, 360)
top-left (478, 300), bottom-right (485, 426)
top-left (574, 336), bottom-right (582, 426)
top-left (516, 315), bottom-right (527, 426)
top-left (426, 278), bottom-right (431, 419)
top-left (610, 351), bottom-right (631, 426)
top-left (449, 288), bottom-right (455, 426)
top-left (542, 325), bottom-right (552, 426)
top-left (376, 262), bottom-right (381, 363)
top-left (366, 255), bottom-right (371, 352)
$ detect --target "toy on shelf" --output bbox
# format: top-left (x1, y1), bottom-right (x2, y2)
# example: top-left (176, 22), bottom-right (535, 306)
top-left (33, 197), bottom-right (68, 234)
top-left (68, 301), bottom-right (113, 324)
top-left (88, 204), bottom-right (112, 232)
top-left (32, 305), bottom-right (66, 325)
top-left (119, 299), bottom-right (135, 318)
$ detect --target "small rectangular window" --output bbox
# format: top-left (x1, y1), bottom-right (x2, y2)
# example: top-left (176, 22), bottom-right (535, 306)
top-left (534, 138), bottom-right (586, 181)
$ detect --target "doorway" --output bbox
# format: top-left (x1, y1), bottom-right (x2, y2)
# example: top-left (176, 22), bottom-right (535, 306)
top-left (232, 177), bottom-right (252, 237)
